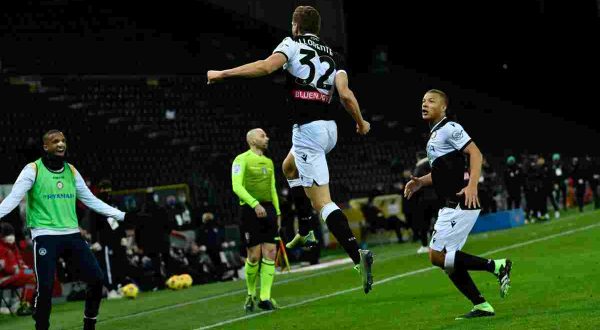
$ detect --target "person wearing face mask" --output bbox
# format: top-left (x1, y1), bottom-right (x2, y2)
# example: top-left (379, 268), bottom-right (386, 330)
top-left (195, 211), bottom-right (224, 281)
top-left (0, 222), bottom-right (35, 315)
top-left (0, 130), bottom-right (137, 330)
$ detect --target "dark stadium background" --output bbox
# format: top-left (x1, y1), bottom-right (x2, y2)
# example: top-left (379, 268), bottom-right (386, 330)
top-left (0, 0), bottom-right (598, 219)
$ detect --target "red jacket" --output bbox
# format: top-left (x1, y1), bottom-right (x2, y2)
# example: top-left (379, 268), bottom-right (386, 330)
top-left (0, 240), bottom-right (27, 277)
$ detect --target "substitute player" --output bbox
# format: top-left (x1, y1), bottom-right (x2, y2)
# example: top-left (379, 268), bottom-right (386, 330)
top-left (0, 130), bottom-right (132, 330)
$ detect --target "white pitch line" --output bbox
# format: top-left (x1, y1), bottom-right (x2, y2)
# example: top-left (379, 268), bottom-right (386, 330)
top-left (94, 211), bottom-right (592, 327)
top-left (194, 221), bottom-right (600, 330)
top-left (97, 246), bottom-right (421, 325)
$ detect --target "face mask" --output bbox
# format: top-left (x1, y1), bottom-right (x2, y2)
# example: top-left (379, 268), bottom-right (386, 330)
top-left (3, 235), bottom-right (15, 244)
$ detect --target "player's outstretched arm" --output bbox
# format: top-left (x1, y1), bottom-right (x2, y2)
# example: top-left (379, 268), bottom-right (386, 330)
top-left (207, 53), bottom-right (287, 84)
top-left (0, 164), bottom-right (36, 220)
top-left (334, 71), bottom-right (370, 135)
top-left (73, 166), bottom-right (126, 221)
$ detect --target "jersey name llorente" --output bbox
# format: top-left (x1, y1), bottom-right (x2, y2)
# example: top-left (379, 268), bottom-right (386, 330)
top-left (273, 34), bottom-right (346, 125)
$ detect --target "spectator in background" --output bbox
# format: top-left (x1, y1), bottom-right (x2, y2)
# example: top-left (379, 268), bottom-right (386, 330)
top-left (570, 157), bottom-right (586, 212)
top-left (0, 222), bottom-right (35, 316)
top-left (400, 169), bottom-right (415, 242)
top-left (504, 156), bottom-right (524, 210)
top-left (89, 180), bottom-right (127, 299)
top-left (412, 152), bottom-right (438, 254)
top-left (523, 155), bottom-right (538, 221)
top-left (0, 206), bottom-right (25, 245)
top-left (529, 156), bottom-right (551, 221)
top-left (360, 192), bottom-right (403, 245)
top-left (277, 188), bottom-right (295, 245)
top-left (196, 212), bottom-right (224, 280)
top-left (135, 192), bottom-right (172, 290)
top-left (76, 177), bottom-right (95, 231)
top-left (478, 157), bottom-right (497, 214)
top-left (587, 155), bottom-right (599, 210)
top-left (166, 192), bottom-right (197, 233)
top-left (538, 156), bottom-right (560, 219)
top-left (120, 224), bottom-right (151, 290)
top-left (551, 153), bottom-right (567, 211)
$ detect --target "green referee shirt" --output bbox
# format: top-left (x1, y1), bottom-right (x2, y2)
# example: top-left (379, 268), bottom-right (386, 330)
top-left (231, 149), bottom-right (280, 215)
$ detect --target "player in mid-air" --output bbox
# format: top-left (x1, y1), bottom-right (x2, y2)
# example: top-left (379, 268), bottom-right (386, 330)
top-left (404, 90), bottom-right (512, 319)
top-left (208, 5), bottom-right (374, 293)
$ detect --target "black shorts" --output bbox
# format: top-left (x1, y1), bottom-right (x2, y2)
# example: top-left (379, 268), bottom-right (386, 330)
top-left (240, 202), bottom-right (278, 248)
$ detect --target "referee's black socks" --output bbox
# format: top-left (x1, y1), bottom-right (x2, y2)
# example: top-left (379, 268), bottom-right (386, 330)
top-left (322, 202), bottom-right (361, 265)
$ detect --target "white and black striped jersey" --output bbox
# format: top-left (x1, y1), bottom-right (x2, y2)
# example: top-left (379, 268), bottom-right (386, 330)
top-left (273, 34), bottom-right (346, 125)
top-left (426, 117), bottom-right (476, 208)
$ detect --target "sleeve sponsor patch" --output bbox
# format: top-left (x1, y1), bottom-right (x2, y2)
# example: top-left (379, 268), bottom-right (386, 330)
top-left (232, 164), bottom-right (241, 175)
top-left (451, 130), bottom-right (464, 141)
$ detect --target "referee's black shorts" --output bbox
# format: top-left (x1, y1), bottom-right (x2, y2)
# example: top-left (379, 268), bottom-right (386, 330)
top-left (240, 202), bottom-right (278, 248)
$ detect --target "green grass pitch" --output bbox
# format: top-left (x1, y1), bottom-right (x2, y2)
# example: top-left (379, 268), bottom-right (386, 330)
top-left (2, 208), bottom-right (599, 329)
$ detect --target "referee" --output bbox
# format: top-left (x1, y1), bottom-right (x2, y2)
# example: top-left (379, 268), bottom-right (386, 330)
top-left (0, 130), bottom-right (131, 330)
top-left (232, 128), bottom-right (281, 312)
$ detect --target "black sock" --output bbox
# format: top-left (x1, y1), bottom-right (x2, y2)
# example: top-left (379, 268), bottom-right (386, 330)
top-left (419, 229), bottom-right (428, 247)
top-left (35, 322), bottom-right (49, 330)
top-left (298, 215), bottom-right (312, 236)
top-left (83, 317), bottom-right (97, 330)
top-left (448, 269), bottom-right (486, 305)
top-left (291, 186), bottom-right (312, 236)
top-left (325, 209), bottom-right (361, 264)
top-left (84, 282), bottom-right (103, 323)
top-left (454, 250), bottom-right (495, 273)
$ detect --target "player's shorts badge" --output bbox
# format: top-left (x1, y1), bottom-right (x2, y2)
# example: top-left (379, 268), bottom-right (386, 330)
top-left (39, 248), bottom-right (47, 256)
top-left (57, 181), bottom-right (64, 189)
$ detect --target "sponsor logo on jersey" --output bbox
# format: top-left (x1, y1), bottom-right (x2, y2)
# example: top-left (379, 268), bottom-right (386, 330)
top-left (292, 90), bottom-right (331, 103)
top-left (232, 164), bottom-right (241, 175)
top-left (451, 130), bottom-right (464, 141)
top-left (42, 193), bottom-right (74, 200)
